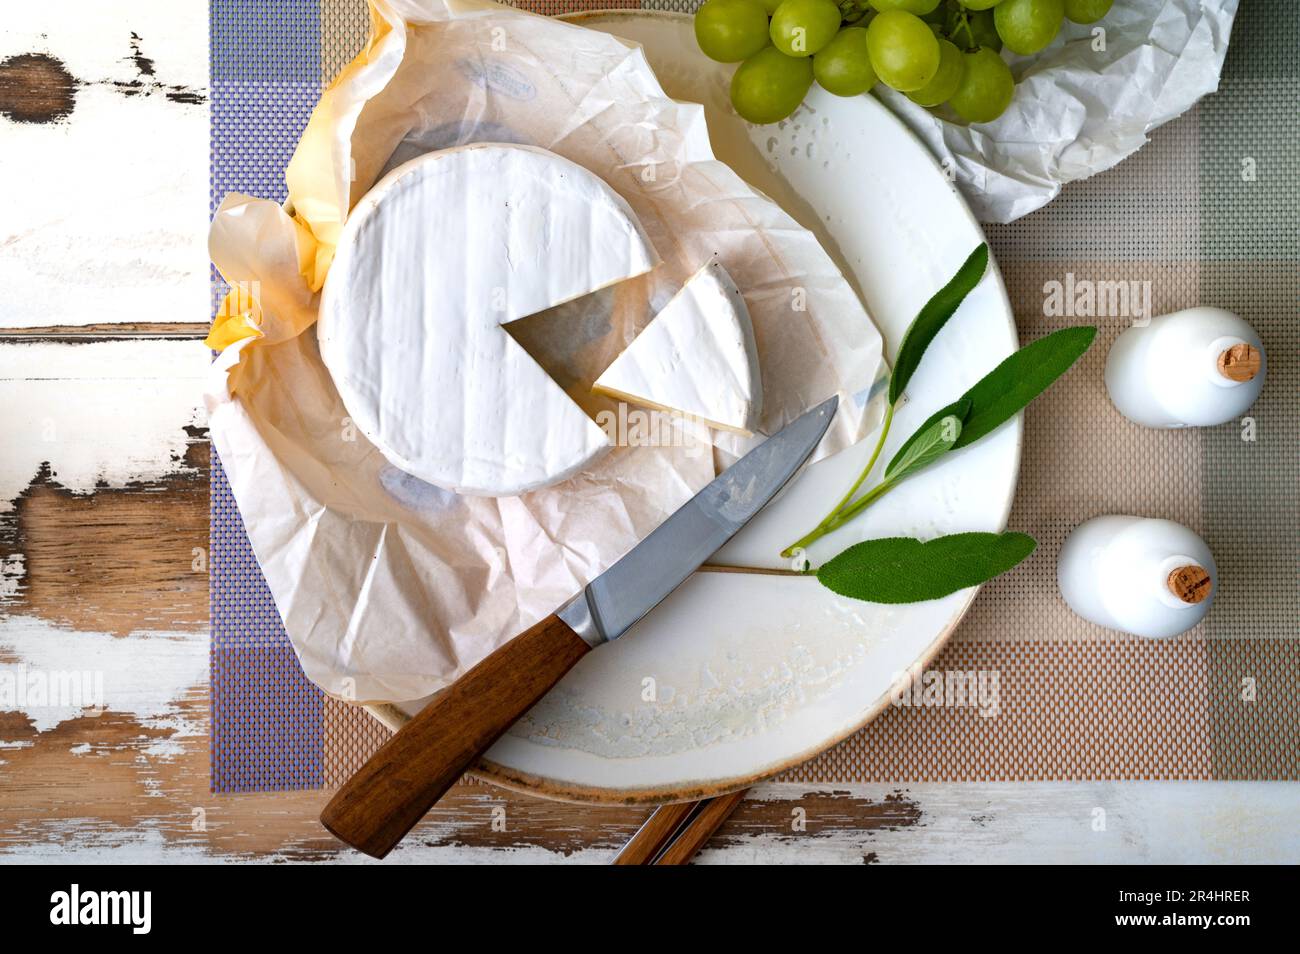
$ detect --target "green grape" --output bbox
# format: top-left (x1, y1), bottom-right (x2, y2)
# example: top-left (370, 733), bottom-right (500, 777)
top-left (869, 0), bottom-right (941, 13)
top-left (1064, 0), bottom-right (1112, 23)
top-left (994, 0), bottom-right (1065, 55)
top-left (770, 0), bottom-right (843, 57)
top-left (757, 0), bottom-right (784, 12)
top-left (695, 0), bottom-right (772, 63)
top-left (813, 26), bottom-right (878, 96)
top-left (949, 46), bottom-right (1014, 122)
top-left (867, 10), bottom-right (941, 91)
top-left (731, 46), bottom-right (816, 123)
top-left (906, 37), bottom-right (964, 106)
top-left (958, 0), bottom-right (1003, 9)
top-left (968, 9), bottom-right (1004, 50)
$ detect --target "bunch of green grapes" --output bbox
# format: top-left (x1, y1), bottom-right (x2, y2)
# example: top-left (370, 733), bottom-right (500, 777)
top-left (695, 0), bottom-right (1113, 125)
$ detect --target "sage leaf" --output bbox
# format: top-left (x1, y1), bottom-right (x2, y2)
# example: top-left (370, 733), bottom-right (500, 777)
top-left (884, 412), bottom-right (963, 482)
top-left (817, 532), bottom-right (1037, 604)
top-left (954, 325), bottom-right (1096, 449)
top-left (885, 397), bottom-right (971, 480)
top-left (889, 243), bottom-right (989, 405)
top-left (891, 325), bottom-right (1096, 464)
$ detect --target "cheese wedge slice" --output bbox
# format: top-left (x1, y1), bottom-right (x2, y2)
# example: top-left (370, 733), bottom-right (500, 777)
top-left (593, 262), bottom-right (762, 435)
top-left (317, 144), bottom-right (657, 497)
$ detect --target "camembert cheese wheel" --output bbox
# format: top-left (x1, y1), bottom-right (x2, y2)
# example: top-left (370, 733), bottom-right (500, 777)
top-left (318, 143), bottom-right (658, 496)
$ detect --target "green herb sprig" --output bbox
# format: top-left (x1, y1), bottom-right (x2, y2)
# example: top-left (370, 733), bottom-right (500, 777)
top-left (816, 532), bottom-right (1037, 604)
top-left (780, 244), bottom-right (1097, 604)
top-left (781, 244), bottom-right (990, 558)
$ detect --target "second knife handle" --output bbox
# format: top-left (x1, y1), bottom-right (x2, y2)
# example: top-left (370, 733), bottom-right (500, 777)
top-left (320, 613), bottom-right (591, 858)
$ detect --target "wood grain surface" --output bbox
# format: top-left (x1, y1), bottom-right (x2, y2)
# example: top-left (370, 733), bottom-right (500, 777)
top-left (652, 789), bottom-right (749, 865)
top-left (322, 613), bottom-right (591, 858)
top-left (611, 800), bottom-right (698, 864)
top-left (2, 2), bottom-right (1297, 865)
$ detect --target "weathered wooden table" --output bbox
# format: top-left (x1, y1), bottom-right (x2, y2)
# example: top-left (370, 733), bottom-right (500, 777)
top-left (2, 2), bottom-right (1296, 864)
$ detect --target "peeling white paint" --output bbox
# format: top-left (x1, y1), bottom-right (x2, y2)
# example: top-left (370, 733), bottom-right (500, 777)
top-left (0, 2), bottom-right (208, 328)
top-left (0, 825), bottom-right (222, 864)
top-left (140, 733), bottom-right (193, 759)
top-left (0, 340), bottom-right (208, 511)
top-left (3, 780), bottom-right (1298, 863)
top-left (0, 614), bottom-right (206, 736)
top-left (696, 782), bottom-right (1300, 864)
top-left (0, 554), bottom-right (22, 598)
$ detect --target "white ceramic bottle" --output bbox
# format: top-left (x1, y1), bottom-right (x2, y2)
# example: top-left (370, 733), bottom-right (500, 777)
top-left (1057, 516), bottom-right (1217, 638)
top-left (1105, 306), bottom-right (1265, 427)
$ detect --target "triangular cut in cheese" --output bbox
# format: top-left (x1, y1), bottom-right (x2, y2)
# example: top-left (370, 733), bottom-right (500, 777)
top-left (593, 262), bottom-right (762, 436)
top-left (317, 143), bottom-right (658, 497)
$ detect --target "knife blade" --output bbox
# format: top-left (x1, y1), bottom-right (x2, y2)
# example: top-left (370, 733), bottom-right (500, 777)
top-left (321, 395), bottom-right (838, 858)
top-left (558, 394), bottom-right (839, 647)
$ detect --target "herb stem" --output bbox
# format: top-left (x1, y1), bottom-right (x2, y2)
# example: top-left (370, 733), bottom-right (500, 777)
top-left (829, 401), bottom-right (893, 521)
top-left (821, 478), bottom-right (898, 535)
top-left (778, 244), bottom-right (993, 561)
top-left (780, 403), bottom-right (894, 558)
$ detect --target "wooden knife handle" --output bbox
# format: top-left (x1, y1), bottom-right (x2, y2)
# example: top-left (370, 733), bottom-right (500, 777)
top-left (320, 614), bottom-right (591, 858)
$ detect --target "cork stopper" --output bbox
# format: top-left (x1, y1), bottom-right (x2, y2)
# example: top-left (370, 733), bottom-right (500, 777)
top-left (1217, 343), bottom-right (1261, 382)
top-left (1167, 565), bottom-right (1212, 604)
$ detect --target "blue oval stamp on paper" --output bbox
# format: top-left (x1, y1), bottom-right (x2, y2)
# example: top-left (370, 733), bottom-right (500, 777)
top-left (379, 465), bottom-right (460, 513)
top-left (457, 56), bottom-right (536, 101)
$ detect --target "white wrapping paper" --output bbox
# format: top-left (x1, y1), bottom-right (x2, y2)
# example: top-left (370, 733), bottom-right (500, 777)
top-left (206, 0), bottom-right (886, 703)
top-left (878, 0), bottom-right (1239, 223)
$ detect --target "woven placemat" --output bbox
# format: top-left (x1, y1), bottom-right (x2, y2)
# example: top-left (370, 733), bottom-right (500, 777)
top-left (210, 0), bottom-right (1298, 793)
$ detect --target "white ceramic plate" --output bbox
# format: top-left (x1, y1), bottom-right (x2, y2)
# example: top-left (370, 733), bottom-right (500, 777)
top-left (387, 11), bottom-right (1020, 803)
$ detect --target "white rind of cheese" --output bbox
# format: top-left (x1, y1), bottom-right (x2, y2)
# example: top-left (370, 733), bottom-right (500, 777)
top-left (593, 262), bottom-right (762, 435)
top-left (317, 143), bottom-right (658, 497)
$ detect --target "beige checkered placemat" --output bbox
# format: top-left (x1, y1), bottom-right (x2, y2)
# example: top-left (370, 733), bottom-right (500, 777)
top-left (316, 0), bottom-right (1299, 785)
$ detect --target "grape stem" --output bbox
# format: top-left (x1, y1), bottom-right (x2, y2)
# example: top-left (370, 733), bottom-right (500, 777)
top-left (838, 0), bottom-right (873, 24)
top-left (953, 8), bottom-right (975, 50)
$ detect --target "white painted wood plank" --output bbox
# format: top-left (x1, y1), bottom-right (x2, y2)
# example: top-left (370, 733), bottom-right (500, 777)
top-left (0, 614), bottom-right (206, 741)
top-left (4, 779), bottom-right (1297, 863)
top-left (696, 782), bottom-right (1300, 865)
top-left (0, 339), bottom-right (208, 510)
top-left (0, 1), bottom-right (208, 327)
top-left (372, 780), bottom-right (1300, 865)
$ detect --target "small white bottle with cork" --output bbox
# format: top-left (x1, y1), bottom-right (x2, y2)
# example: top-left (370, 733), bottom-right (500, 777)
top-left (1057, 516), bottom-right (1216, 638)
top-left (1105, 306), bottom-right (1265, 427)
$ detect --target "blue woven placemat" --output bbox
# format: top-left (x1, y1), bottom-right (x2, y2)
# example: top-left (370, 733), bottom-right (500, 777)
top-left (209, 0), bottom-right (326, 793)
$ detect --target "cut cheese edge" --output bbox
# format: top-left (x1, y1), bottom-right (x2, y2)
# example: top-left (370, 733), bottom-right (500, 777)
top-left (593, 262), bottom-right (762, 435)
top-left (317, 143), bottom-right (658, 496)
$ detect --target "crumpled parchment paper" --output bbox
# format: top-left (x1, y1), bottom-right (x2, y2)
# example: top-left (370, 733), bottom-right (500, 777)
top-left (877, 0), bottom-right (1239, 223)
top-left (205, 0), bottom-right (886, 703)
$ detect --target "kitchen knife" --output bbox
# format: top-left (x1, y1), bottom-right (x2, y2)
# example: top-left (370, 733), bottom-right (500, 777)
top-left (320, 395), bottom-right (839, 858)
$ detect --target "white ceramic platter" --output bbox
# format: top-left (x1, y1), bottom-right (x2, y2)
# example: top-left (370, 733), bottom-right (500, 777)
top-left (388, 10), bottom-right (1021, 803)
